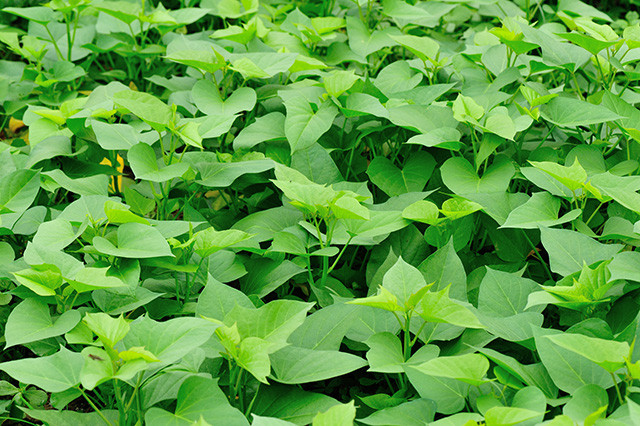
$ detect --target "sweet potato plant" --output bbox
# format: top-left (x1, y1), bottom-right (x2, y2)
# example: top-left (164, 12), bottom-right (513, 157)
top-left (2, 0), bottom-right (640, 424)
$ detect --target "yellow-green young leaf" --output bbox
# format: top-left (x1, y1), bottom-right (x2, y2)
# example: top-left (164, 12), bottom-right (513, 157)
top-left (624, 25), bottom-right (640, 49)
top-left (324, 70), bottom-right (360, 97)
top-left (483, 112), bottom-right (516, 140)
top-left (193, 227), bottom-right (253, 258)
top-left (104, 200), bottom-right (150, 225)
top-left (402, 200), bottom-right (440, 225)
top-left (440, 198), bottom-right (482, 220)
top-left (574, 17), bottom-right (618, 42)
top-left (175, 120), bottom-right (203, 149)
top-left (452, 94), bottom-right (484, 123)
top-left (543, 333), bottom-right (629, 372)
top-left (119, 346), bottom-right (160, 362)
top-left (483, 407), bottom-right (542, 426)
top-left (236, 337), bottom-right (272, 384)
top-left (332, 195), bottom-right (370, 220)
top-left (383, 257), bottom-right (428, 309)
top-left (419, 286), bottom-right (484, 329)
top-left (529, 159), bottom-right (587, 192)
top-left (215, 323), bottom-right (242, 357)
top-left (389, 34), bottom-right (440, 62)
top-left (347, 286), bottom-right (402, 312)
top-left (112, 90), bottom-right (172, 131)
top-left (83, 312), bottom-right (130, 348)
top-left (67, 267), bottom-right (127, 293)
top-left (13, 264), bottom-right (63, 296)
top-left (313, 401), bottom-right (356, 426)
top-left (410, 353), bottom-right (490, 386)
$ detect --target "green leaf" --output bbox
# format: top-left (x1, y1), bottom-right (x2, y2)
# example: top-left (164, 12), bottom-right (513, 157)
top-left (2, 7), bottom-right (58, 25)
top-left (13, 264), bottom-right (63, 296)
top-left (590, 172), bottom-right (640, 214)
top-left (193, 227), bottom-right (252, 258)
top-left (112, 90), bottom-right (172, 131)
top-left (229, 52), bottom-right (297, 79)
top-left (93, 222), bottom-right (173, 258)
top-left (482, 111), bottom-right (516, 140)
top-left (534, 329), bottom-right (612, 393)
top-left (332, 195), bottom-right (370, 220)
top-left (540, 227), bottom-right (622, 276)
top-left (288, 303), bottom-right (358, 351)
top-left (0, 169), bottom-right (40, 215)
top-left (483, 407), bottom-right (542, 426)
top-left (224, 300), bottom-right (314, 351)
top-left (452, 94), bottom-right (484, 123)
top-left (324, 70), bottom-right (359, 97)
top-left (20, 408), bottom-right (119, 426)
top-left (441, 156), bottom-right (514, 195)
top-left (67, 267), bottom-right (127, 293)
top-left (544, 333), bottom-right (629, 372)
top-left (83, 312), bottom-right (130, 348)
top-left (346, 15), bottom-right (397, 58)
top-left (529, 159), bottom-right (587, 192)
top-left (389, 34), bottom-right (439, 62)
top-left (365, 332), bottom-right (405, 373)
top-left (283, 96), bottom-right (338, 153)
top-left (367, 152), bottom-right (436, 197)
top-left (42, 170), bottom-right (109, 197)
top-left (558, 32), bottom-right (618, 56)
top-left (252, 385), bottom-right (340, 425)
top-left (540, 97), bottom-right (623, 127)
top-left (477, 268), bottom-right (539, 317)
top-left (128, 143), bottom-right (189, 183)
top-left (419, 286), bottom-right (484, 329)
top-left (402, 200), bottom-right (440, 225)
top-left (192, 80), bottom-right (256, 115)
top-left (404, 365), bottom-right (468, 415)
top-left (0, 347), bottom-right (83, 393)
top-left (124, 316), bottom-right (217, 364)
top-left (270, 346), bottom-right (367, 384)
top-left (410, 353), bottom-right (489, 386)
top-left (312, 401), bottom-right (356, 426)
top-left (5, 298), bottom-right (80, 348)
top-left (145, 376), bottom-right (248, 426)
top-left (563, 384), bottom-right (608, 424)
top-left (195, 159), bottom-right (275, 188)
top-left (104, 200), bottom-right (150, 225)
top-left (502, 192), bottom-right (581, 229)
top-left (240, 259), bottom-right (305, 298)
top-left (418, 239), bottom-right (467, 300)
top-left (91, 120), bottom-right (141, 150)
top-left (196, 276), bottom-right (253, 321)
top-left (359, 399), bottom-right (436, 425)
top-left (233, 112), bottom-right (285, 150)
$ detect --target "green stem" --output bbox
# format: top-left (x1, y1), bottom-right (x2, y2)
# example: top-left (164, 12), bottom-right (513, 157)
top-left (44, 24), bottom-right (64, 60)
top-left (244, 383), bottom-right (260, 418)
top-left (0, 418), bottom-right (40, 426)
top-left (403, 313), bottom-right (412, 361)
top-left (79, 388), bottom-right (113, 426)
top-left (113, 379), bottom-right (126, 426)
top-left (584, 201), bottom-right (605, 227)
top-left (521, 230), bottom-right (553, 281)
top-left (611, 372), bottom-right (624, 405)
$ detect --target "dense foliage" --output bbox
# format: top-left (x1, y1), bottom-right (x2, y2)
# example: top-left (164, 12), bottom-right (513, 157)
top-left (2, 0), bottom-right (640, 424)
